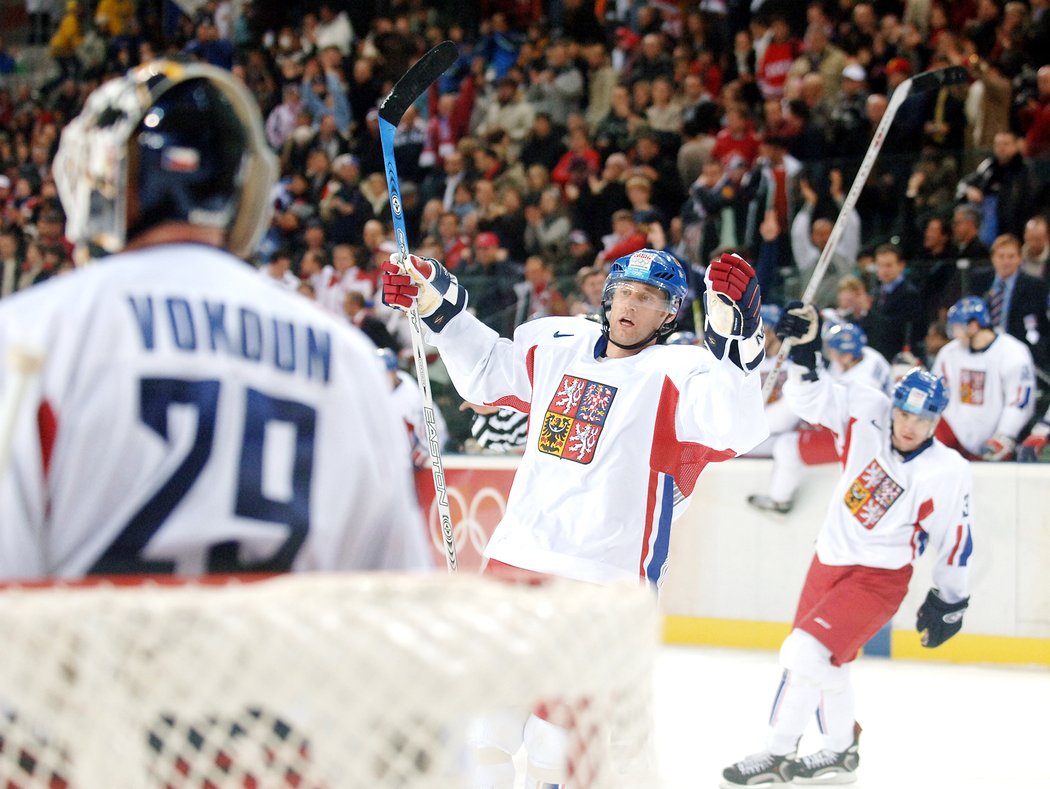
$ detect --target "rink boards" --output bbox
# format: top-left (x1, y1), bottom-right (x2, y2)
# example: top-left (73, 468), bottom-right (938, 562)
top-left (415, 456), bottom-right (1050, 668)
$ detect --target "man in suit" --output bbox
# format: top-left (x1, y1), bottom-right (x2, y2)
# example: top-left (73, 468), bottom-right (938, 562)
top-left (971, 233), bottom-right (1050, 370)
top-left (864, 244), bottom-right (927, 361)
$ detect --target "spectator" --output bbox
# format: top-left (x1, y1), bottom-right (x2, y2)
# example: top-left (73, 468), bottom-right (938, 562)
top-left (475, 76), bottom-right (535, 161)
top-left (630, 130), bottom-right (685, 224)
top-left (598, 208), bottom-right (648, 264)
top-left (791, 173), bottom-right (861, 309)
top-left (315, 1), bottom-right (353, 57)
top-left (265, 82), bottom-right (303, 150)
top-left (300, 57), bottom-right (351, 134)
top-left (646, 75), bottom-right (685, 135)
top-left (519, 112), bottom-right (567, 173)
top-left (45, 1), bottom-right (82, 97)
top-left (458, 231), bottom-right (519, 337)
top-left (320, 153), bottom-right (371, 246)
top-left (568, 263), bottom-right (605, 316)
top-left (0, 226), bottom-right (22, 298)
top-left (627, 32), bottom-right (674, 86)
top-left (524, 37), bottom-right (583, 130)
top-left (593, 84), bottom-right (639, 159)
top-left (345, 290), bottom-right (397, 350)
top-left (582, 42), bottom-right (617, 130)
top-left (1021, 65), bottom-right (1050, 159)
top-left (957, 130), bottom-right (1033, 243)
top-left (756, 14), bottom-right (800, 102)
top-left (421, 148), bottom-right (468, 212)
top-left (1021, 214), bottom-right (1050, 278)
top-left (182, 13), bottom-right (234, 70)
top-left (932, 295), bottom-right (1036, 460)
top-left (970, 233), bottom-right (1050, 368)
top-left (828, 63), bottom-right (870, 173)
top-left (524, 187), bottom-right (572, 261)
top-left (787, 23), bottom-right (847, 101)
top-left (865, 244), bottom-right (928, 360)
top-left (711, 104), bottom-right (762, 168)
top-left (551, 126), bottom-right (599, 187)
top-left (513, 255), bottom-right (568, 327)
top-left (259, 247), bottom-right (300, 291)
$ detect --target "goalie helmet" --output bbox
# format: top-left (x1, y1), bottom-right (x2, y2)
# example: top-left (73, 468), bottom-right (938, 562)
top-left (824, 322), bottom-right (866, 358)
top-left (53, 60), bottom-right (278, 259)
top-left (946, 296), bottom-right (991, 329)
top-left (892, 367), bottom-right (948, 420)
top-left (602, 249), bottom-right (687, 340)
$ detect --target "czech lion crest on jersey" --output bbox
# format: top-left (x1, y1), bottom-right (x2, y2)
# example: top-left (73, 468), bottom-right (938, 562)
top-left (538, 375), bottom-right (617, 464)
top-left (843, 460), bottom-right (903, 528)
top-left (958, 369), bottom-right (986, 405)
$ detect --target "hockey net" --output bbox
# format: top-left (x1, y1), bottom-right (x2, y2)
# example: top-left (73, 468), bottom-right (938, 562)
top-left (0, 573), bottom-right (658, 787)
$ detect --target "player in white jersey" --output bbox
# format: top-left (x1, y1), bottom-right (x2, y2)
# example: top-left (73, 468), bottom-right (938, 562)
top-left (383, 247), bottom-right (768, 788)
top-left (931, 296), bottom-right (1036, 460)
top-left (748, 320), bottom-right (892, 513)
top-left (376, 347), bottom-right (449, 467)
top-left (0, 61), bottom-right (431, 580)
top-left (723, 304), bottom-right (974, 787)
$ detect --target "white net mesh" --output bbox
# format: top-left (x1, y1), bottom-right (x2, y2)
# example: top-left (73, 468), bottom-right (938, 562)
top-left (0, 573), bottom-right (658, 788)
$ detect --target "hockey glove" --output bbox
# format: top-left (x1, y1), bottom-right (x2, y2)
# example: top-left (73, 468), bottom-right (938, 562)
top-left (704, 253), bottom-right (762, 339)
top-left (381, 253), bottom-right (467, 332)
top-left (979, 434), bottom-right (1015, 462)
top-left (916, 588), bottom-right (968, 648)
top-left (703, 252), bottom-right (764, 371)
top-left (775, 301), bottom-right (822, 371)
top-left (1016, 421), bottom-right (1050, 463)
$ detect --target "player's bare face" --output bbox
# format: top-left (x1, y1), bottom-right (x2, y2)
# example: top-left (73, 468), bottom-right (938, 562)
top-left (606, 282), bottom-right (672, 353)
top-left (891, 409), bottom-right (935, 453)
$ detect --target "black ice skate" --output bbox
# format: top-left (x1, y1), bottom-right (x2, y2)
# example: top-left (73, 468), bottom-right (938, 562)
top-left (720, 750), bottom-right (795, 786)
top-left (791, 721), bottom-right (862, 784)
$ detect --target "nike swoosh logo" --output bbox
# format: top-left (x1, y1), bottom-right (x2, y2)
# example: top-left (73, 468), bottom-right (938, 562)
top-left (871, 419), bottom-right (881, 430)
top-left (553, 331), bottom-right (574, 338)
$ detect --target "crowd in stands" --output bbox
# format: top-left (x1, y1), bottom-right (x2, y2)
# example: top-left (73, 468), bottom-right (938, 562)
top-left (2, 0), bottom-right (1050, 451)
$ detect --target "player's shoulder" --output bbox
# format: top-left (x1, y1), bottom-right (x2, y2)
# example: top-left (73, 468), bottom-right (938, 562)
top-left (926, 439), bottom-right (973, 474)
top-left (515, 315), bottom-right (602, 346)
top-left (993, 331), bottom-right (1035, 362)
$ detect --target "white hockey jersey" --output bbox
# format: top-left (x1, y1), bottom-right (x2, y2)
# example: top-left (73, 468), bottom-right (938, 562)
top-left (427, 311), bottom-right (768, 585)
top-left (784, 369), bottom-right (973, 603)
top-left (390, 369), bottom-right (449, 454)
top-left (0, 244), bottom-right (432, 579)
top-left (833, 347), bottom-right (892, 394)
top-left (931, 333), bottom-right (1036, 455)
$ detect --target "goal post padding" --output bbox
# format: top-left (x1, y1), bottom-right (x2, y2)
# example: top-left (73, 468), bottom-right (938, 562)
top-left (0, 573), bottom-right (658, 787)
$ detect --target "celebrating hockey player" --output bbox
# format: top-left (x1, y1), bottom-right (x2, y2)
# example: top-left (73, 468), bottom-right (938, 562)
top-left (722, 302), bottom-right (974, 787)
top-left (931, 295), bottom-right (1036, 460)
top-left (383, 247), bottom-right (769, 787)
top-left (0, 61), bottom-right (431, 579)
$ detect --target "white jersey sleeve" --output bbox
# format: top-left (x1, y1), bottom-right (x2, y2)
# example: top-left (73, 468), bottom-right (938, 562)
top-left (0, 244), bottom-right (433, 580)
top-left (427, 310), bottom-right (768, 585)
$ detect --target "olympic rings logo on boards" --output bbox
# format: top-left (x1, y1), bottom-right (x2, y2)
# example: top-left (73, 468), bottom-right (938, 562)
top-left (428, 485), bottom-right (506, 558)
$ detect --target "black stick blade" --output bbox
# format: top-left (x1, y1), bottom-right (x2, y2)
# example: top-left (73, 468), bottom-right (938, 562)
top-left (379, 41), bottom-right (458, 125)
top-left (910, 65), bottom-right (969, 94)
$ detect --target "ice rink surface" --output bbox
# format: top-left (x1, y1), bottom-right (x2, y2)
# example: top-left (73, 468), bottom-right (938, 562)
top-left (654, 645), bottom-right (1050, 788)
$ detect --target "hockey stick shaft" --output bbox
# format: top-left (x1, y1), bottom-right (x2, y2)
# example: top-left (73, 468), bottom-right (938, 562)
top-left (762, 65), bottom-right (968, 402)
top-left (379, 41), bottom-right (459, 573)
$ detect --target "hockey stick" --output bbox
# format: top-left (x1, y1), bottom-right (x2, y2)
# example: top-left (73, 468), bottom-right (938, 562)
top-left (762, 65), bottom-right (969, 402)
top-left (379, 41), bottom-right (460, 573)
top-left (0, 347), bottom-right (44, 480)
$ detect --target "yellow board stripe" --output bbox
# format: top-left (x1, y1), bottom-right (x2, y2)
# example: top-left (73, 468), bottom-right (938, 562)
top-left (663, 616), bottom-right (1050, 668)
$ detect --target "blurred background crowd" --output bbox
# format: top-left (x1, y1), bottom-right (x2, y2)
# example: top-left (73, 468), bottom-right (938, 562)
top-left (2, 0), bottom-right (1050, 452)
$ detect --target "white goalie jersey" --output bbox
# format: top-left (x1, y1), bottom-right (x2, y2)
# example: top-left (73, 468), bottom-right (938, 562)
top-left (427, 311), bottom-right (768, 585)
top-left (0, 244), bottom-right (432, 579)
